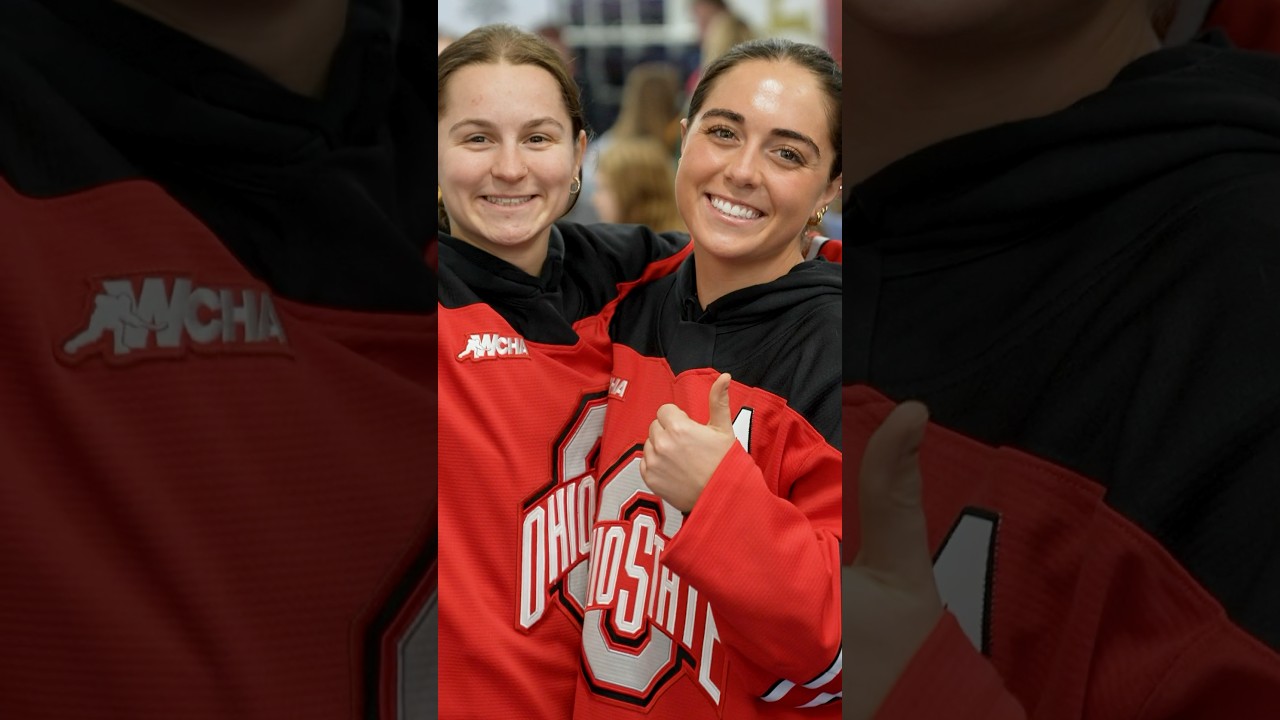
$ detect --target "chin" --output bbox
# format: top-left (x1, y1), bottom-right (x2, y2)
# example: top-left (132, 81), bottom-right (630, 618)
top-left (487, 228), bottom-right (540, 248)
top-left (693, 232), bottom-right (750, 259)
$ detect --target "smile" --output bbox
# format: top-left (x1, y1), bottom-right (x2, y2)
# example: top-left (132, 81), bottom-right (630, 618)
top-left (485, 196), bottom-right (534, 207)
top-left (708, 194), bottom-right (763, 220)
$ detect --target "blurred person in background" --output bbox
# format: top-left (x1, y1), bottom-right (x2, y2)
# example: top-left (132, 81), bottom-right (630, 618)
top-left (687, 0), bottom-right (755, 96)
top-left (567, 61), bottom-right (683, 223)
top-left (592, 137), bottom-right (686, 233)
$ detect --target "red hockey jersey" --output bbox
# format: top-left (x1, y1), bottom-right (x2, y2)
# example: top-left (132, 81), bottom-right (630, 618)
top-left (437, 224), bottom-right (687, 719)
top-left (574, 257), bottom-right (843, 718)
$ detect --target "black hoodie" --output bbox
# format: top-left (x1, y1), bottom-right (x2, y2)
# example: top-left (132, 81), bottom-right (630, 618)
top-left (0, 0), bottom-right (433, 312)
top-left (844, 28), bottom-right (1280, 695)
top-left (613, 254), bottom-right (843, 447)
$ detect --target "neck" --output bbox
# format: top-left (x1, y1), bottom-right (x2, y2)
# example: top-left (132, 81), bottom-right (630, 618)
top-left (847, 4), bottom-right (1159, 184)
top-left (112, 0), bottom-right (348, 98)
top-left (693, 244), bottom-right (803, 308)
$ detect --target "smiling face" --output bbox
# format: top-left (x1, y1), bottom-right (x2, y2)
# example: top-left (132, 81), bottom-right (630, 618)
top-left (676, 58), bottom-right (841, 283)
top-left (438, 61), bottom-right (585, 272)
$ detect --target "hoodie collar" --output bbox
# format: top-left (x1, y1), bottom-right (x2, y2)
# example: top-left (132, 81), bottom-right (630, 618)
top-left (439, 227), bottom-right (566, 299)
top-left (668, 253), bottom-right (842, 327)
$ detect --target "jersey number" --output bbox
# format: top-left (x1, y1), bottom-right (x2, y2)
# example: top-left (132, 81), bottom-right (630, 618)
top-left (932, 508), bottom-right (999, 654)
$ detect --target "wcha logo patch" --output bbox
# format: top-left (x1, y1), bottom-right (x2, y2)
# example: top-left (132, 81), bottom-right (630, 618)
top-left (59, 275), bottom-right (290, 364)
top-left (456, 332), bottom-right (529, 361)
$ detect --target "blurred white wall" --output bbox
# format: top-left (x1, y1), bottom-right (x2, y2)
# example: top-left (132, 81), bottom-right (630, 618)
top-left (438, 0), bottom-right (561, 36)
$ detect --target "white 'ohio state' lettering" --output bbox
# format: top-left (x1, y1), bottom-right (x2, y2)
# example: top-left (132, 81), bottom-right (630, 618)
top-left (580, 406), bottom-right (752, 707)
top-left (519, 476), bottom-right (596, 628)
top-left (517, 400), bottom-right (607, 629)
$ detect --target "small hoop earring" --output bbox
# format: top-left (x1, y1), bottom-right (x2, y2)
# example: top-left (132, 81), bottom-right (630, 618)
top-left (570, 176), bottom-right (582, 194)
top-left (811, 206), bottom-right (827, 226)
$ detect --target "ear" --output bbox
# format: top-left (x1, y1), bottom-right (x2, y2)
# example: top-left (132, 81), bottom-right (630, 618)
top-left (818, 172), bottom-right (842, 211)
top-left (678, 118), bottom-right (690, 151)
top-left (575, 129), bottom-right (588, 176)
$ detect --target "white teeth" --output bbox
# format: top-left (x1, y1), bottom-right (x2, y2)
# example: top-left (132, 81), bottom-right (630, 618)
top-left (709, 196), bottom-right (762, 220)
top-left (487, 196), bottom-right (533, 206)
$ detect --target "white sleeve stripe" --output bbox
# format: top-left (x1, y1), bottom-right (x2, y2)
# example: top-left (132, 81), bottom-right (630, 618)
top-left (803, 648), bottom-right (842, 688)
top-left (799, 691), bottom-right (842, 708)
top-left (760, 679), bottom-right (795, 702)
top-left (760, 648), bottom-right (843, 705)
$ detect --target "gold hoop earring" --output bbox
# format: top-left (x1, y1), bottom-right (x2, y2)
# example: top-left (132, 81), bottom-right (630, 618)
top-left (811, 206), bottom-right (827, 226)
top-left (438, 185), bottom-right (442, 203)
top-left (570, 176), bottom-right (582, 194)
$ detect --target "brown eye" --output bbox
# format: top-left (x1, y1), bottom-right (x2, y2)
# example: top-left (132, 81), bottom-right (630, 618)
top-left (779, 148), bottom-right (803, 164)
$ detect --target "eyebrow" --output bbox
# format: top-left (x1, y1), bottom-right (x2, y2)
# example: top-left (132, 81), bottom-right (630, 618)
top-left (700, 107), bottom-right (822, 160)
top-left (449, 116), bottom-right (567, 134)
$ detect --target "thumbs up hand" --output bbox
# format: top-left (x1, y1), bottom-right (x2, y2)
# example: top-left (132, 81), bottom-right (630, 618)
top-left (843, 401), bottom-right (944, 719)
top-left (640, 372), bottom-right (737, 513)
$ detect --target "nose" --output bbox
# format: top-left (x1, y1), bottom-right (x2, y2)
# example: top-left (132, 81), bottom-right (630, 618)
top-left (492, 143), bottom-right (527, 183)
top-left (723, 147), bottom-right (761, 188)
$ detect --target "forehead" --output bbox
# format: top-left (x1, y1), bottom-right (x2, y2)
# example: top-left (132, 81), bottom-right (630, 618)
top-left (442, 62), bottom-right (569, 121)
top-left (698, 59), bottom-right (833, 142)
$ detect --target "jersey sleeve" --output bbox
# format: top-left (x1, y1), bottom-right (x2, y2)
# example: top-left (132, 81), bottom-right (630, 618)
top-left (873, 590), bottom-right (1280, 720)
top-left (555, 222), bottom-right (691, 329)
top-left (557, 222), bottom-right (689, 292)
top-left (661, 412), bottom-right (843, 708)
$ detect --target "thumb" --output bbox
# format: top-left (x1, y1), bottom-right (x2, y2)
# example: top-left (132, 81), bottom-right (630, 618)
top-left (707, 372), bottom-right (733, 431)
top-left (856, 401), bottom-right (934, 588)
